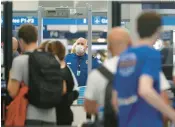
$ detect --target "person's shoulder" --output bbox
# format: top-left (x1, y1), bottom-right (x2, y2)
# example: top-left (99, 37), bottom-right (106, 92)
top-left (103, 58), bottom-right (118, 73)
top-left (12, 55), bottom-right (28, 67)
top-left (133, 45), bottom-right (160, 57)
top-left (104, 56), bottom-right (119, 70)
top-left (65, 53), bottom-right (75, 59)
top-left (13, 55), bottom-right (28, 62)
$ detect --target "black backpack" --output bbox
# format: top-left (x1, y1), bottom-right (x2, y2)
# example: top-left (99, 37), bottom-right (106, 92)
top-left (98, 65), bottom-right (118, 127)
top-left (25, 50), bottom-right (63, 109)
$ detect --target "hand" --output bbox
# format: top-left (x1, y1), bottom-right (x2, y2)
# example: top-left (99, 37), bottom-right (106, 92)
top-left (172, 112), bottom-right (175, 125)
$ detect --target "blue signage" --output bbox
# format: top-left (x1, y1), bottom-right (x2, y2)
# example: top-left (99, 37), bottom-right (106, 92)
top-left (92, 16), bottom-right (107, 25)
top-left (142, 3), bottom-right (175, 9)
top-left (162, 16), bottom-right (175, 26)
top-left (1, 16), bottom-right (175, 26)
top-left (1, 17), bottom-right (38, 26)
top-left (1, 16), bottom-right (108, 26)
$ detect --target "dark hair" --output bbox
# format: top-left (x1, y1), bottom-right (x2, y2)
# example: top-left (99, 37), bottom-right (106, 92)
top-left (39, 40), bottom-right (66, 61)
top-left (137, 12), bottom-right (162, 38)
top-left (18, 24), bottom-right (38, 44)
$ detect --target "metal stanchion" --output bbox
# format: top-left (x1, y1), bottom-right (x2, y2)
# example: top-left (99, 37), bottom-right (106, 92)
top-left (38, 6), bottom-right (43, 46)
top-left (87, 4), bottom-right (92, 74)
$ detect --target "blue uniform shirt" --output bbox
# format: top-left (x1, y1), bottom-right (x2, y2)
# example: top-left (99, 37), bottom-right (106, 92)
top-left (113, 46), bottom-right (162, 127)
top-left (65, 53), bottom-right (101, 86)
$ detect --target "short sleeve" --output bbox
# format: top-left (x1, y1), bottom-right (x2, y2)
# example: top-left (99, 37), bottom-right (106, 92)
top-left (11, 57), bottom-right (23, 82)
top-left (84, 70), bottom-right (98, 101)
top-left (141, 54), bottom-right (161, 81)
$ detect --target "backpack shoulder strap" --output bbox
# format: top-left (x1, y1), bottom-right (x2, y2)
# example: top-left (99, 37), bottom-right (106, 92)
top-left (97, 65), bottom-right (114, 81)
top-left (165, 47), bottom-right (173, 65)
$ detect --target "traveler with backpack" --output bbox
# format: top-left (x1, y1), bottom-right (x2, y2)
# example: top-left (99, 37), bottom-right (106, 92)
top-left (7, 24), bottom-right (64, 125)
top-left (39, 40), bottom-right (79, 126)
top-left (83, 27), bottom-right (131, 127)
top-left (84, 27), bottom-right (172, 127)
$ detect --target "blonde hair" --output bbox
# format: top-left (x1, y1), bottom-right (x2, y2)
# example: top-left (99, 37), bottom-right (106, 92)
top-left (71, 42), bottom-right (77, 53)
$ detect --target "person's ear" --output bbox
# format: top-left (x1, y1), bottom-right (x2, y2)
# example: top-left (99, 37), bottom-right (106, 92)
top-left (85, 45), bottom-right (88, 50)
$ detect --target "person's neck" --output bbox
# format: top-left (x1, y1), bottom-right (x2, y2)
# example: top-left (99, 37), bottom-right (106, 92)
top-left (138, 38), bottom-right (155, 47)
top-left (13, 49), bottom-right (17, 53)
top-left (24, 42), bottom-right (37, 52)
top-left (112, 53), bottom-right (119, 57)
top-left (111, 47), bottom-right (127, 57)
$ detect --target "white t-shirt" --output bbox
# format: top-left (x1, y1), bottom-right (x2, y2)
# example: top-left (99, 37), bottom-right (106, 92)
top-left (85, 56), bottom-right (171, 106)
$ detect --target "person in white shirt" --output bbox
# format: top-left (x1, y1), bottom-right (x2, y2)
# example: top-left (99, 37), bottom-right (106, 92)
top-left (84, 27), bottom-right (171, 116)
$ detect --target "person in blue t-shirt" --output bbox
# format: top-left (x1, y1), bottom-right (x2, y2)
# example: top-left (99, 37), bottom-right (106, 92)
top-left (65, 37), bottom-right (101, 87)
top-left (112, 12), bottom-right (175, 127)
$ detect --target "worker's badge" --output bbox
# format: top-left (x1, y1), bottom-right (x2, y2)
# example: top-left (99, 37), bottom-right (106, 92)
top-left (86, 60), bottom-right (88, 64)
top-left (77, 70), bottom-right (81, 76)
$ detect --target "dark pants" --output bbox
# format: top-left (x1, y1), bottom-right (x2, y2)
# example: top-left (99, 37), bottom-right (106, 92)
top-left (25, 120), bottom-right (55, 126)
top-left (56, 107), bottom-right (73, 126)
top-left (86, 114), bottom-right (91, 119)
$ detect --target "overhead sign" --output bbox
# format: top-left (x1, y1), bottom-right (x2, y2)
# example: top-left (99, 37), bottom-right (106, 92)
top-left (1, 16), bottom-right (108, 26)
top-left (142, 3), bottom-right (175, 9)
top-left (2, 16), bottom-right (175, 26)
top-left (1, 17), bottom-right (38, 26)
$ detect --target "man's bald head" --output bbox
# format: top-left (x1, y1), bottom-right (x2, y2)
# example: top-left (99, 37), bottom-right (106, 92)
top-left (12, 37), bottom-right (18, 52)
top-left (76, 37), bottom-right (87, 45)
top-left (107, 27), bottom-right (131, 56)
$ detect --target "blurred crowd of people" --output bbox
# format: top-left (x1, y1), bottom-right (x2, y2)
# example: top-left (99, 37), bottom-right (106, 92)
top-left (3, 11), bottom-right (175, 127)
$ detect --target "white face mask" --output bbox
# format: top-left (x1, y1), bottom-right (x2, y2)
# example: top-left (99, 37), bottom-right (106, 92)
top-left (75, 45), bottom-right (85, 56)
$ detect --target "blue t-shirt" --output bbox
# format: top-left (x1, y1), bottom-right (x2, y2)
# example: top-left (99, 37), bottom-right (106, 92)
top-left (113, 46), bottom-right (162, 127)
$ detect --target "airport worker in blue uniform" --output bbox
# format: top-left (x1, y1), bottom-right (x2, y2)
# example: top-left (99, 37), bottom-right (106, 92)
top-left (65, 37), bottom-right (101, 87)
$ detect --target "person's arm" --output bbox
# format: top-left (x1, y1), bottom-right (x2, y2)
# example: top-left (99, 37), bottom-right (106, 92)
top-left (7, 58), bottom-right (23, 98)
top-left (139, 56), bottom-right (175, 123)
top-left (84, 71), bottom-right (99, 114)
top-left (159, 71), bottom-right (171, 125)
top-left (112, 90), bottom-right (118, 112)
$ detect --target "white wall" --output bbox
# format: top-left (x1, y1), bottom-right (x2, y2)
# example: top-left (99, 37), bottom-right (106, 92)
top-left (128, 4), bottom-right (142, 43)
top-left (12, 1), bottom-right (39, 11)
top-left (121, 4), bottom-right (130, 20)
